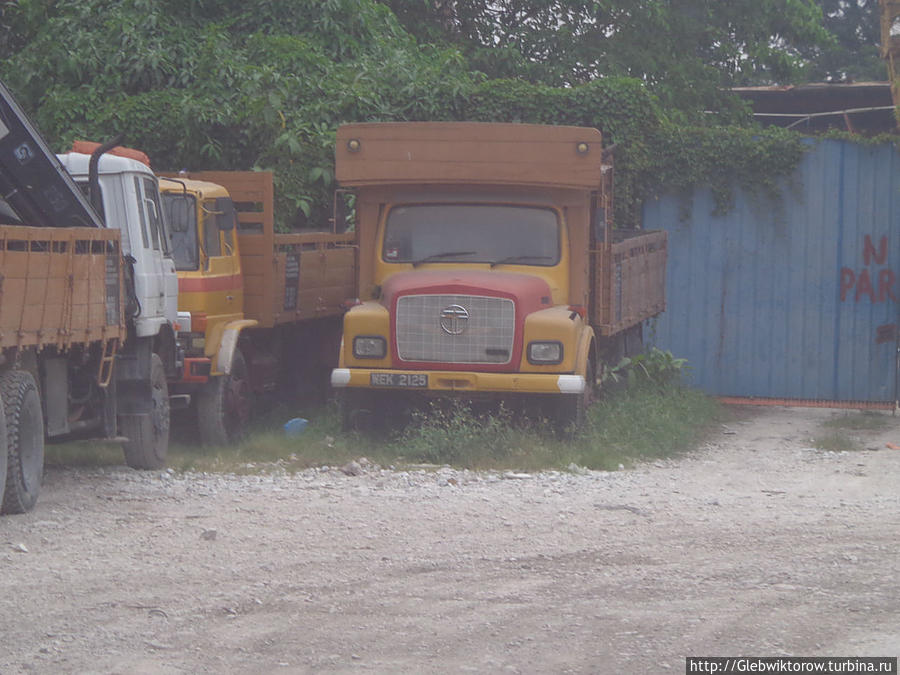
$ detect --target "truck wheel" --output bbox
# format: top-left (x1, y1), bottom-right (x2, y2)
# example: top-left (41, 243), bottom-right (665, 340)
top-left (121, 353), bottom-right (170, 470)
top-left (197, 348), bottom-right (251, 446)
top-left (554, 358), bottom-right (595, 438)
top-left (1, 370), bottom-right (44, 514)
top-left (0, 391), bottom-right (8, 511)
top-left (340, 390), bottom-right (378, 432)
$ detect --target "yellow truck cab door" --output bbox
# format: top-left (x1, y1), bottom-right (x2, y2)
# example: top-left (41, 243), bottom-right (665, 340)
top-left (200, 197), bottom-right (240, 304)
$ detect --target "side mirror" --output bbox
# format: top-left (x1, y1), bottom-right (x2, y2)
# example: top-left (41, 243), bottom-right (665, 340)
top-left (215, 197), bottom-right (236, 231)
top-left (166, 195), bottom-right (191, 233)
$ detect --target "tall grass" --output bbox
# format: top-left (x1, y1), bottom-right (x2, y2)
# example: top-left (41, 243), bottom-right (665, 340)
top-left (47, 384), bottom-right (723, 474)
top-left (384, 383), bottom-right (722, 471)
top-left (578, 383), bottom-right (722, 469)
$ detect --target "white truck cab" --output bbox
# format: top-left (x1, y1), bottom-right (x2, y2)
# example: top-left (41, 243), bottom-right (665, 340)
top-left (55, 150), bottom-right (181, 471)
top-left (56, 152), bottom-right (179, 337)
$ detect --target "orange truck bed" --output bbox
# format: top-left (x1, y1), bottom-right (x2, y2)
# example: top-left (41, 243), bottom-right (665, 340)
top-left (0, 224), bottom-right (124, 350)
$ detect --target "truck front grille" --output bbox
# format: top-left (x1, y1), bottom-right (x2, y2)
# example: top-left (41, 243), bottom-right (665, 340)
top-left (396, 294), bottom-right (515, 364)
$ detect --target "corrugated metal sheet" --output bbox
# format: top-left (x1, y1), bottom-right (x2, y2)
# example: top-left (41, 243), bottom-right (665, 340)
top-left (643, 139), bottom-right (900, 402)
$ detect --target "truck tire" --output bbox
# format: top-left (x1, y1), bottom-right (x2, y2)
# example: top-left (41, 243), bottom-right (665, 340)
top-left (554, 358), bottom-right (595, 438)
top-left (0, 392), bottom-right (8, 511)
top-left (197, 348), bottom-right (251, 446)
top-left (340, 389), bottom-right (379, 432)
top-left (121, 353), bottom-right (170, 470)
top-left (1, 369), bottom-right (44, 514)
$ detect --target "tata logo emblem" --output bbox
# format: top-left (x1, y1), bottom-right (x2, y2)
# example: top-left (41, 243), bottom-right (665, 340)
top-left (439, 304), bottom-right (469, 335)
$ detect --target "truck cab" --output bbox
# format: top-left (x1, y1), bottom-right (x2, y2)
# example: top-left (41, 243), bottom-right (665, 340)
top-left (158, 176), bottom-right (246, 374)
top-left (57, 152), bottom-right (179, 342)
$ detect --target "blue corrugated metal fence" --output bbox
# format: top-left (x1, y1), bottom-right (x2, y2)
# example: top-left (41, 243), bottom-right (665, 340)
top-left (643, 139), bottom-right (900, 403)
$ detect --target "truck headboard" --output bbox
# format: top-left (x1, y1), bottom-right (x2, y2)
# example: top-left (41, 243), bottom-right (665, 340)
top-left (336, 122), bottom-right (605, 190)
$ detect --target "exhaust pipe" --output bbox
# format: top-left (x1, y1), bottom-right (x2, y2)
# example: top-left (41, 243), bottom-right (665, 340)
top-left (88, 134), bottom-right (124, 222)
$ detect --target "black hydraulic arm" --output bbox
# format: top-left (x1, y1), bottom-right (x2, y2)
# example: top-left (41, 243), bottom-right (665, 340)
top-left (0, 78), bottom-right (104, 228)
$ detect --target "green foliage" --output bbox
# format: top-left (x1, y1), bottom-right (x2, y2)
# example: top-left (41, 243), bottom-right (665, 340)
top-left (384, 1), bottom-right (834, 108)
top-left (395, 401), bottom-right (534, 467)
top-left (462, 78), bottom-right (810, 224)
top-left (804, 0), bottom-right (884, 82)
top-left (0, 0), bottom-right (476, 229)
top-left (0, 0), bottom-right (856, 229)
top-left (603, 348), bottom-right (688, 388)
top-left (579, 382), bottom-right (723, 469)
top-left (650, 124), bottom-right (812, 217)
top-left (813, 431), bottom-right (862, 453)
top-left (822, 411), bottom-right (889, 432)
top-left (51, 384), bottom-right (721, 473)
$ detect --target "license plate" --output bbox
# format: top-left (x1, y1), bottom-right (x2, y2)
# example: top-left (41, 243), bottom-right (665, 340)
top-left (370, 372), bottom-right (428, 388)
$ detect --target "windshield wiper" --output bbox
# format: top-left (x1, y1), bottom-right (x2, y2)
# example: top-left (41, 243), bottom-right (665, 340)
top-left (411, 250), bottom-right (478, 267)
top-left (489, 255), bottom-right (552, 268)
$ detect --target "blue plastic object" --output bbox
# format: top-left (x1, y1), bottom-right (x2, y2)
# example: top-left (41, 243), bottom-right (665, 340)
top-left (284, 418), bottom-right (308, 436)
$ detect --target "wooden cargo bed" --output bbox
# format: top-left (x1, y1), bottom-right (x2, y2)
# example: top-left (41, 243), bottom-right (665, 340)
top-left (0, 224), bottom-right (124, 351)
top-left (241, 230), bottom-right (356, 328)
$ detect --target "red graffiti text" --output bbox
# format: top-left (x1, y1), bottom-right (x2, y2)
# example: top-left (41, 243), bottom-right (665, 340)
top-left (840, 235), bottom-right (896, 303)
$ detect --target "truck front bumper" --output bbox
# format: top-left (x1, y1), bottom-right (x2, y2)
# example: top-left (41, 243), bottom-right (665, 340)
top-left (330, 368), bottom-right (584, 395)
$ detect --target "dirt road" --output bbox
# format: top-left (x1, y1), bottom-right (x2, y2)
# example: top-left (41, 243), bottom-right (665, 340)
top-left (1, 406), bottom-right (899, 673)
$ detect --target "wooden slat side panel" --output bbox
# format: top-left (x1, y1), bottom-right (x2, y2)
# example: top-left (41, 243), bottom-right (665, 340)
top-left (263, 243), bottom-right (356, 326)
top-left (0, 226), bottom-right (124, 350)
top-left (590, 230), bottom-right (667, 336)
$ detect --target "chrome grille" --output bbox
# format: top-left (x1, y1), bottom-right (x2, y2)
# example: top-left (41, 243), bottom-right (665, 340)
top-left (396, 294), bottom-right (515, 364)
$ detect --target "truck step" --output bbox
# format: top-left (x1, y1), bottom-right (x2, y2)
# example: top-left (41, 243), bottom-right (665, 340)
top-left (169, 394), bottom-right (191, 410)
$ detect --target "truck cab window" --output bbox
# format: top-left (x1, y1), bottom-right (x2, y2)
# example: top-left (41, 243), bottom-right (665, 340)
top-left (132, 177), bottom-right (151, 249)
top-left (383, 204), bottom-right (560, 266)
top-left (161, 192), bottom-right (199, 271)
top-left (141, 176), bottom-right (168, 253)
top-left (202, 200), bottom-right (222, 258)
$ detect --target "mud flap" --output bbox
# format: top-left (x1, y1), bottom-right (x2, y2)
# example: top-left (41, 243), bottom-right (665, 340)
top-left (115, 337), bottom-right (151, 414)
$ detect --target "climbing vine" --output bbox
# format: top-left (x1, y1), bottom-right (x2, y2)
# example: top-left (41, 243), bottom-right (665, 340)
top-left (462, 78), bottom-right (812, 226)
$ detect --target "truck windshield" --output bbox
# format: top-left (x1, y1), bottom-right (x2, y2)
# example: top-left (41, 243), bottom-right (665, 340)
top-left (382, 204), bottom-right (560, 266)
top-left (161, 192), bottom-right (199, 271)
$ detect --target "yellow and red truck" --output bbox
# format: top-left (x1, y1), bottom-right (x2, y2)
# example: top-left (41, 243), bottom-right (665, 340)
top-left (329, 122), bottom-right (667, 433)
top-left (159, 171), bottom-right (356, 444)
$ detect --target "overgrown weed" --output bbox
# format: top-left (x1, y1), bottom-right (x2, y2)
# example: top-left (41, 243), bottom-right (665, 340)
top-left (822, 411), bottom-right (890, 432)
top-left (47, 382), bottom-right (723, 474)
top-left (579, 383), bottom-right (723, 469)
top-left (813, 431), bottom-right (862, 453)
top-left (392, 400), bottom-right (569, 471)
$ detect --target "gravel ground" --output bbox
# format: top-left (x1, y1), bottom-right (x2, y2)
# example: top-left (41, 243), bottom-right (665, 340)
top-left (1, 405), bottom-right (899, 674)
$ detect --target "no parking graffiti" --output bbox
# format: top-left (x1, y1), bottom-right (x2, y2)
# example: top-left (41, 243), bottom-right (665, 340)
top-left (839, 234), bottom-right (897, 303)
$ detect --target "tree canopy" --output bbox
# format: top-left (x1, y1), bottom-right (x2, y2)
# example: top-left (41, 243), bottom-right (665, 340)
top-left (0, 0), bottom-right (888, 228)
top-left (805, 0), bottom-right (883, 82)
top-left (384, 1), bottom-right (840, 117)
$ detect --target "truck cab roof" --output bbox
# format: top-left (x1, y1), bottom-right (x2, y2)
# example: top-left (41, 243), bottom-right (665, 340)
top-left (159, 176), bottom-right (231, 200)
top-left (56, 151), bottom-right (155, 178)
